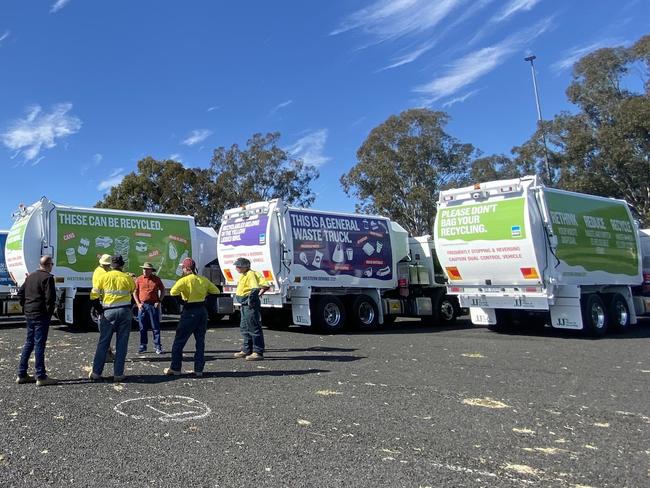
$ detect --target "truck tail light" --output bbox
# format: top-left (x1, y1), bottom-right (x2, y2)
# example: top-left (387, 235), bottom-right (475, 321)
top-left (446, 267), bottom-right (462, 280)
top-left (520, 267), bottom-right (539, 280)
top-left (449, 286), bottom-right (462, 293)
top-left (263, 270), bottom-right (273, 281)
top-left (223, 269), bottom-right (233, 281)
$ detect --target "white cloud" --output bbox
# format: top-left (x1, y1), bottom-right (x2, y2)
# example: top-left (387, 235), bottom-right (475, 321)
top-left (2, 103), bottom-right (82, 162)
top-left (414, 17), bottom-right (554, 104)
top-left (181, 129), bottom-right (212, 146)
top-left (442, 89), bottom-right (481, 107)
top-left (269, 99), bottom-right (293, 116)
top-left (206, 105), bottom-right (220, 112)
top-left (0, 30), bottom-right (10, 46)
top-left (379, 40), bottom-right (438, 71)
top-left (81, 153), bottom-right (103, 175)
top-left (551, 39), bottom-right (624, 73)
top-left (50, 0), bottom-right (72, 13)
top-left (97, 168), bottom-right (125, 191)
top-left (168, 153), bottom-right (183, 162)
top-left (331, 0), bottom-right (463, 43)
top-left (492, 0), bottom-right (541, 23)
top-left (287, 129), bottom-right (330, 167)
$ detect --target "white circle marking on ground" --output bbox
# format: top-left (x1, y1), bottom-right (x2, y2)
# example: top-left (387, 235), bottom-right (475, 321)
top-left (114, 395), bottom-right (212, 422)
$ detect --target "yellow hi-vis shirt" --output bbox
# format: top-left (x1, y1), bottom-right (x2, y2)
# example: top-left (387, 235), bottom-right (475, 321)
top-left (97, 270), bottom-right (136, 308)
top-left (90, 265), bottom-right (107, 300)
top-left (235, 270), bottom-right (269, 297)
top-left (170, 274), bottom-right (219, 303)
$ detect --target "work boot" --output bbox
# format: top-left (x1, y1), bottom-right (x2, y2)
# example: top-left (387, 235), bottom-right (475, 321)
top-left (245, 352), bottom-right (263, 361)
top-left (88, 371), bottom-right (103, 382)
top-left (193, 371), bottom-right (203, 378)
top-left (36, 377), bottom-right (58, 387)
top-left (113, 375), bottom-right (126, 382)
top-left (163, 368), bottom-right (181, 376)
top-left (155, 347), bottom-right (163, 355)
top-left (233, 351), bottom-right (249, 358)
top-left (15, 374), bottom-right (36, 384)
top-left (138, 345), bottom-right (147, 353)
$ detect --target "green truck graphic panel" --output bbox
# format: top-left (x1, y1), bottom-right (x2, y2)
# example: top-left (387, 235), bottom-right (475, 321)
top-left (546, 192), bottom-right (638, 276)
top-left (6, 215), bottom-right (29, 252)
top-left (55, 210), bottom-right (192, 281)
top-left (437, 198), bottom-right (526, 241)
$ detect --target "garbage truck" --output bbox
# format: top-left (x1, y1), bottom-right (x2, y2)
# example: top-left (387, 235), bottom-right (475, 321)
top-left (216, 199), bottom-right (460, 332)
top-left (434, 175), bottom-right (650, 336)
top-left (5, 198), bottom-right (231, 327)
top-left (0, 230), bottom-right (22, 316)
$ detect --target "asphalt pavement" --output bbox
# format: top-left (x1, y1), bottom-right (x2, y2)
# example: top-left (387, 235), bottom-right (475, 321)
top-left (1, 316), bottom-right (649, 488)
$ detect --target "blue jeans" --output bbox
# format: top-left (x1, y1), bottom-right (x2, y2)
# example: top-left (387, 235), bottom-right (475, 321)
top-left (18, 317), bottom-right (51, 379)
top-left (170, 305), bottom-right (207, 373)
top-left (240, 304), bottom-right (265, 354)
top-left (138, 303), bottom-right (161, 348)
top-left (92, 307), bottom-right (131, 376)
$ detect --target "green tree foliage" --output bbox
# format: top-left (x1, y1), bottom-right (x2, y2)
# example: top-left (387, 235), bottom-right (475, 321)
top-left (97, 132), bottom-right (319, 227)
top-left (341, 109), bottom-right (476, 235)
top-left (473, 35), bottom-right (650, 223)
top-left (210, 132), bottom-right (318, 209)
top-left (96, 158), bottom-right (218, 225)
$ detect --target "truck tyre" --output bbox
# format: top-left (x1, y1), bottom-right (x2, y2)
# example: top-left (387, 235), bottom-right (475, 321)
top-left (351, 295), bottom-right (379, 331)
top-left (312, 296), bottom-right (347, 333)
top-left (581, 294), bottom-right (608, 337)
top-left (433, 294), bottom-right (458, 326)
top-left (608, 294), bottom-right (630, 334)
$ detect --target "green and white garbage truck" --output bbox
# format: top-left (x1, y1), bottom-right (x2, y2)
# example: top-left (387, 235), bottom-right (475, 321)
top-left (434, 175), bottom-right (650, 336)
top-left (5, 198), bottom-right (231, 327)
top-left (216, 199), bottom-right (460, 333)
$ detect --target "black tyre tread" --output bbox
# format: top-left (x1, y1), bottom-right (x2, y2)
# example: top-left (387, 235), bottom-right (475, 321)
top-left (351, 295), bottom-right (379, 331)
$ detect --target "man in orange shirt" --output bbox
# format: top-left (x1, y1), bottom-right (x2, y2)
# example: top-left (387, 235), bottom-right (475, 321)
top-left (133, 262), bottom-right (166, 354)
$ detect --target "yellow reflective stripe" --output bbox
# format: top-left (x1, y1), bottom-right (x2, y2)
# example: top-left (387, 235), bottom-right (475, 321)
top-left (103, 289), bottom-right (131, 296)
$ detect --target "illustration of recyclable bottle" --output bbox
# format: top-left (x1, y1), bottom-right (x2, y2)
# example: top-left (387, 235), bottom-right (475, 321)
top-left (114, 236), bottom-right (130, 269)
top-left (176, 250), bottom-right (189, 276)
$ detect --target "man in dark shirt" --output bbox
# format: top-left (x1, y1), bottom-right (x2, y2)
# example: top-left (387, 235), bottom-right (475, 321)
top-left (16, 255), bottom-right (58, 386)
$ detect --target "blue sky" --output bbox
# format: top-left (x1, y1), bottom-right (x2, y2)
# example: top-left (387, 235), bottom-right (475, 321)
top-left (1, 0), bottom-right (648, 230)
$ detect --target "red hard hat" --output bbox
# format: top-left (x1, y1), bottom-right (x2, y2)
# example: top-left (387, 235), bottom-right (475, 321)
top-left (182, 257), bottom-right (196, 269)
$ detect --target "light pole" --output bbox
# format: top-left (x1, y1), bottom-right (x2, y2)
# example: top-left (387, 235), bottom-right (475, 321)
top-left (524, 55), bottom-right (552, 186)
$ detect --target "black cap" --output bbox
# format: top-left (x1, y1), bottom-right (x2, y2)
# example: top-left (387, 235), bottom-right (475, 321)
top-left (110, 255), bottom-right (125, 268)
top-left (233, 257), bottom-right (251, 268)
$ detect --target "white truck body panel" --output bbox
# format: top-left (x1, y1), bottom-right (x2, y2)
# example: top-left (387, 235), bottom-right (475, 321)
top-left (217, 199), bottom-right (410, 295)
top-left (6, 198), bottom-right (211, 289)
top-left (435, 176), bottom-right (642, 329)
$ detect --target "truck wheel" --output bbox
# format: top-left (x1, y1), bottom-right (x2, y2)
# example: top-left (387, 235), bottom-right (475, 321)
top-left (581, 294), bottom-right (608, 337)
top-left (434, 294), bottom-right (458, 326)
top-left (313, 296), bottom-right (347, 333)
top-left (351, 295), bottom-right (379, 331)
top-left (608, 294), bottom-right (630, 334)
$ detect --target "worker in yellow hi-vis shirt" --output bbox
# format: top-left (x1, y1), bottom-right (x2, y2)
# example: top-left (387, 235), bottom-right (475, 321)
top-left (233, 257), bottom-right (270, 361)
top-left (90, 253), bottom-right (115, 362)
top-left (89, 255), bottom-right (135, 382)
top-left (164, 258), bottom-right (219, 377)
